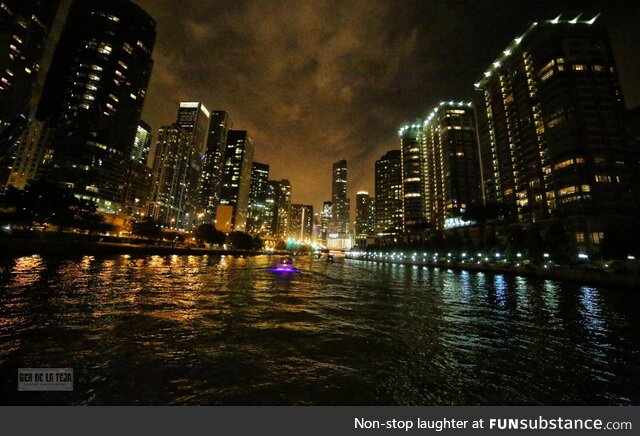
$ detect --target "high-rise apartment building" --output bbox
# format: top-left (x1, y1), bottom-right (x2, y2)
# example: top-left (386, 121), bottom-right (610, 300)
top-left (4, 119), bottom-right (49, 189)
top-left (330, 159), bottom-right (350, 234)
top-left (318, 200), bottom-right (332, 244)
top-left (355, 191), bottom-right (375, 240)
top-left (375, 150), bottom-right (403, 235)
top-left (36, 0), bottom-right (156, 214)
top-left (0, 0), bottom-right (60, 187)
top-left (175, 101), bottom-right (210, 227)
top-left (475, 15), bottom-right (636, 243)
top-left (0, 0), bottom-right (60, 126)
top-left (219, 130), bottom-right (254, 231)
top-left (421, 102), bottom-right (482, 230)
top-left (269, 179), bottom-right (291, 239)
top-left (147, 124), bottom-right (186, 226)
top-left (398, 125), bottom-right (425, 231)
top-left (247, 162), bottom-right (270, 235)
top-left (199, 110), bottom-right (232, 223)
top-left (131, 120), bottom-right (152, 166)
top-left (121, 120), bottom-right (153, 216)
top-left (289, 204), bottom-right (313, 242)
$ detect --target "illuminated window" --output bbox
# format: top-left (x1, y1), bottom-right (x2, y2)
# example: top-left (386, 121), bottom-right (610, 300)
top-left (591, 232), bottom-right (604, 244)
top-left (97, 43), bottom-right (112, 55)
top-left (558, 186), bottom-right (578, 196)
top-left (573, 64), bottom-right (586, 71)
top-left (553, 157), bottom-right (584, 170)
top-left (547, 115), bottom-right (562, 128)
top-left (575, 232), bottom-right (585, 243)
top-left (593, 65), bottom-right (604, 72)
top-left (540, 59), bottom-right (555, 74)
top-left (595, 175), bottom-right (611, 183)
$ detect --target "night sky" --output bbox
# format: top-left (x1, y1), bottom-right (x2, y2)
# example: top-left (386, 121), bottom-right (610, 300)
top-left (132, 0), bottom-right (640, 211)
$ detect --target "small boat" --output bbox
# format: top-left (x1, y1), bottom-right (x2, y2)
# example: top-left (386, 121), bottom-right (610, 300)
top-left (275, 256), bottom-right (296, 271)
top-left (326, 254), bottom-right (335, 262)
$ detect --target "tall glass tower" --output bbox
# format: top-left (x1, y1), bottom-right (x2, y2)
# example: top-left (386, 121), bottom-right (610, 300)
top-left (36, 0), bottom-right (155, 214)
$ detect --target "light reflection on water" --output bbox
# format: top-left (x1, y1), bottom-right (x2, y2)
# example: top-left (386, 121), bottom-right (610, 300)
top-left (0, 254), bottom-right (639, 405)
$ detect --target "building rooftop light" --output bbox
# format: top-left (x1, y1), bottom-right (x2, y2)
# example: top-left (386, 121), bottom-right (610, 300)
top-left (586, 13), bottom-right (600, 25)
top-left (475, 14), bottom-right (599, 89)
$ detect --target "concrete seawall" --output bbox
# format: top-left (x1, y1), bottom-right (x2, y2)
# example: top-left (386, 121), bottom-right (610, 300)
top-left (347, 256), bottom-right (640, 290)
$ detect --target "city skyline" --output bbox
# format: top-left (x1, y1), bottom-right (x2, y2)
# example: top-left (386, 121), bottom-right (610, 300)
top-left (2, 0), bottom-right (640, 410)
top-left (131, 0), bottom-right (640, 212)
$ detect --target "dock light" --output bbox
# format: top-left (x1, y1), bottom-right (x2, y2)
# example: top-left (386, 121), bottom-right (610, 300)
top-left (461, 253), bottom-right (467, 258)
top-left (477, 253), bottom-right (482, 257)
top-left (543, 253), bottom-right (550, 258)
top-left (484, 257), bottom-right (489, 261)
top-left (517, 253), bottom-right (522, 258)
top-left (495, 253), bottom-right (501, 258)
top-left (448, 253), bottom-right (452, 257)
top-left (628, 255), bottom-right (636, 261)
top-left (578, 253), bottom-right (589, 260)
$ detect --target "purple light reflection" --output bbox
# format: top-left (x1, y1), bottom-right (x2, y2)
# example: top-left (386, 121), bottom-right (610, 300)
top-left (269, 266), bottom-right (299, 273)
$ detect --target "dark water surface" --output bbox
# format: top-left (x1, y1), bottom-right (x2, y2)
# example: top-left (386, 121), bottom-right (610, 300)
top-left (1, 254), bottom-right (639, 405)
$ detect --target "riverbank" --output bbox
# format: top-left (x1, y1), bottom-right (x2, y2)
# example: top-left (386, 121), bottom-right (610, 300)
top-left (0, 238), bottom-right (281, 258)
top-left (346, 255), bottom-right (640, 290)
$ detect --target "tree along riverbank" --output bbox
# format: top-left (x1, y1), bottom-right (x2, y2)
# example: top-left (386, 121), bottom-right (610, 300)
top-left (0, 238), bottom-right (287, 258)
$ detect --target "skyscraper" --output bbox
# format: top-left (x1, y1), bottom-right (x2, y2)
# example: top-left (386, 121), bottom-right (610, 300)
top-left (247, 162), bottom-right (270, 235)
top-left (4, 119), bottom-right (49, 189)
top-left (148, 124), bottom-right (186, 226)
top-left (421, 102), bottom-right (482, 230)
top-left (399, 124), bottom-right (425, 231)
top-left (269, 179), bottom-right (291, 239)
top-left (330, 159), bottom-right (349, 234)
top-left (176, 101), bottom-right (210, 227)
top-left (355, 191), bottom-right (375, 240)
top-left (475, 14), bottom-right (636, 250)
top-left (131, 120), bottom-right (152, 166)
top-left (199, 110), bottom-right (232, 223)
top-left (0, 0), bottom-right (60, 187)
top-left (318, 200), bottom-right (332, 244)
top-left (36, 0), bottom-right (156, 214)
top-left (0, 0), bottom-right (60, 126)
top-left (219, 130), bottom-right (254, 231)
top-left (375, 150), bottom-right (403, 235)
top-left (289, 204), bottom-right (313, 242)
top-left (122, 120), bottom-right (153, 216)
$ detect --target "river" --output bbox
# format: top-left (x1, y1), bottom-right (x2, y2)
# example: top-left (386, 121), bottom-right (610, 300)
top-left (0, 254), bottom-right (638, 405)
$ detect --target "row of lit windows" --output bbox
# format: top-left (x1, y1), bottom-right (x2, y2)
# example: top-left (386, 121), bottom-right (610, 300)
top-left (557, 185), bottom-right (591, 196)
top-left (575, 232), bottom-right (604, 244)
top-left (553, 157), bottom-right (585, 170)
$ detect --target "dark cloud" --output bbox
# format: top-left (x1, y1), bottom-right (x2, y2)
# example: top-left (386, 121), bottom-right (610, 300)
top-left (134, 0), bottom-right (640, 211)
